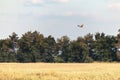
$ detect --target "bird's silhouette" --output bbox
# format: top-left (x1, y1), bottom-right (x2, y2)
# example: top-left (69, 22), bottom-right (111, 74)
top-left (77, 24), bottom-right (84, 28)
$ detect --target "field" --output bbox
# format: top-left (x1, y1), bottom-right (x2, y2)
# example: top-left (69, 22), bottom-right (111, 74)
top-left (0, 63), bottom-right (120, 80)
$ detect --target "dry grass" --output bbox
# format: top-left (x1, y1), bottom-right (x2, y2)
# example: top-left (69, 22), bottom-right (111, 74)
top-left (0, 63), bottom-right (120, 80)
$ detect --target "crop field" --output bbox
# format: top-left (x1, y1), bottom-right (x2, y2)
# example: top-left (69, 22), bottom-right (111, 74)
top-left (0, 63), bottom-right (120, 80)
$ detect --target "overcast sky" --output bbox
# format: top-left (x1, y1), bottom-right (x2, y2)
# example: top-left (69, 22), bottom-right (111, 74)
top-left (0, 0), bottom-right (120, 40)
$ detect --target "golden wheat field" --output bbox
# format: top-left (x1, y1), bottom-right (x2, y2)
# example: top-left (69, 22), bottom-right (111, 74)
top-left (0, 63), bottom-right (120, 80)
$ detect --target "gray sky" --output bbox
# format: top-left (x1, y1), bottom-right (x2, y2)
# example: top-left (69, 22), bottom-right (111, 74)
top-left (0, 0), bottom-right (120, 40)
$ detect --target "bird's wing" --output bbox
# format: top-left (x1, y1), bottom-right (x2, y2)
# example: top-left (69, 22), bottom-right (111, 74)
top-left (77, 24), bottom-right (84, 28)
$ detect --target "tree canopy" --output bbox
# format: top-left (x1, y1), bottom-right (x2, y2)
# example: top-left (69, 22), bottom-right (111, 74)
top-left (0, 30), bottom-right (120, 63)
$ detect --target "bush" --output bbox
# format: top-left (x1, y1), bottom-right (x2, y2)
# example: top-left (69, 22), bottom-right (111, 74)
top-left (84, 56), bottom-right (94, 63)
top-left (53, 56), bottom-right (65, 63)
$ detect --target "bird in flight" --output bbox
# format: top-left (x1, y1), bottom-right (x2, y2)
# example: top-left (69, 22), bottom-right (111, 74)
top-left (77, 24), bottom-right (84, 28)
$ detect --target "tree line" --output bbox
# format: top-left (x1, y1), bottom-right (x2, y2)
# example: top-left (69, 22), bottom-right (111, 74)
top-left (0, 30), bottom-right (120, 63)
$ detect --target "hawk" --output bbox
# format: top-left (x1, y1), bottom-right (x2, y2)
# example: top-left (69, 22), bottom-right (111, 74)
top-left (77, 24), bottom-right (84, 28)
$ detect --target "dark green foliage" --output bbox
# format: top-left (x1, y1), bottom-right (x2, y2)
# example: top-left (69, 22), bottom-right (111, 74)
top-left (0, 30), bottom-right (119, 63)
top-left (0, 52), bottom-right (17, 62)
top-left (53, 56), bottom-right (65, 63)
top-left (84, 56), bottom-right (94, 63)
top-left (93, 33), bottom-right (117, 61)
